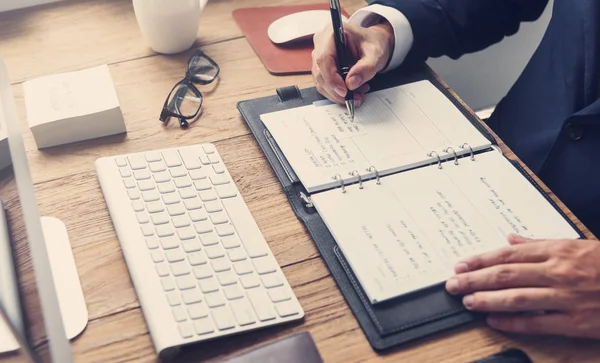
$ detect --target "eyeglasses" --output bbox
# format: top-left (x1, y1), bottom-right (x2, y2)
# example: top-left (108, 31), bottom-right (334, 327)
top-left (160, 49), bottom-right (220, 129)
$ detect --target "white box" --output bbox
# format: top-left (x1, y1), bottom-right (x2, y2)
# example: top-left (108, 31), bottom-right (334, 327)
top-left (0, 119), bottom-right (9, 171)
top-left (23, 65), bottom-right (126, 149)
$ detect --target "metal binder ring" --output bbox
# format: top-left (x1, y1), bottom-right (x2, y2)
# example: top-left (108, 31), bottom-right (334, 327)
top-left (349, 170), bottom-right (364, 189)
top-left (332, 174), bottom-right (346, 193)
top-left (443, 147), bottom-right (459, 165)
top-left (427, 151), bottom-right (442, 169)
top-left (460, 143), bottom-right (475, 161)
top-left (366, 166), bottom-right (381, 185)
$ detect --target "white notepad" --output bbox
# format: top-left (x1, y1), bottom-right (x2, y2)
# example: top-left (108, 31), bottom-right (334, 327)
top-left (260, 80), bottom-right (580, 304)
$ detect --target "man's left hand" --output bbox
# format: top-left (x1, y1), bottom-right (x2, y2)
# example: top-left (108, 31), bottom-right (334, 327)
top-left (445, 234), bottom-right (600, 339)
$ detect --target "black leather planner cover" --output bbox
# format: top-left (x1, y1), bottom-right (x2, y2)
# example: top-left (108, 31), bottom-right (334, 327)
top-left (237, 63), bottom-right (583, 351)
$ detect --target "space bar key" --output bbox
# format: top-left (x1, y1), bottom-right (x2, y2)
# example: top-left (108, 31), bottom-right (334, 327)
top-left (221, 198), bottom-right (269, 258)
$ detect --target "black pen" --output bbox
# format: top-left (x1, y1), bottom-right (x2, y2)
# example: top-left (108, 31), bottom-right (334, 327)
top-left (329, 0), bottom-right (354, 121)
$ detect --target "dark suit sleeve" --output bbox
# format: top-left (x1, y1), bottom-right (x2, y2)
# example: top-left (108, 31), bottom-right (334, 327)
top-left (372, 0), bottom-right (549, 62)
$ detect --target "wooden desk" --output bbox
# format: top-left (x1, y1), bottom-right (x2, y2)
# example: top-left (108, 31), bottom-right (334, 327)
top-left (0, 0), bottom-right (598, 362)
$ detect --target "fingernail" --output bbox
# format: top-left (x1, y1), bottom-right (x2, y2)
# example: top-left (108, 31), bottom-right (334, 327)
top-left (463, 295), bottom-right (474, 309)
top-left (446, 278), bottom-right (459, 294)
top-left (348, 75), bottom-right (361, 89)
top-left (334, 86), bottom-right (346, 97)
top-left (455, 262), bottom-right (470, 274)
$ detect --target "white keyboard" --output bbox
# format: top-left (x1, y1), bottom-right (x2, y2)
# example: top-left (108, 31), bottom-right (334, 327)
top-left (95, 144), bottom-right (304, 356)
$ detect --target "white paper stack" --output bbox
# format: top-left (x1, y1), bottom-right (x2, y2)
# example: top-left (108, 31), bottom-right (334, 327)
top-left (23, 65), bottom-right (126, 149)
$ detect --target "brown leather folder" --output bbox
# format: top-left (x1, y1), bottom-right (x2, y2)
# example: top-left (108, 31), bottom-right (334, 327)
top-left (218, 332), bottom-right (323, 363)
top-left (233, 4), bottom-right (349, 75)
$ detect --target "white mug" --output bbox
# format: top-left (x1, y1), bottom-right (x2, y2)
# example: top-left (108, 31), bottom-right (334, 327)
top-left (132, 0), bottom-right (209, 54)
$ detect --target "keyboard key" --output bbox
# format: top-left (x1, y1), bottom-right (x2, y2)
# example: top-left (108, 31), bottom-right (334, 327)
top-left (176, 226), bottom-right (196, 240)
top-left (128, 155), bottom-right (147, 170)
top-left (138, 180), bottom-right (154, 192)
top-left (261, 273), bottom-right (283, 289)
top-left (205, 201), bottom-right (223, 213)
top-left (145, 151), bottom-right (162, 162)
top-left (216, 224), bottom-right (234, 237)
top-left (166, 249), bottom-right (185, 263)
top-left (183, 197), bottom-right (203, 211)
top-left (162, 193), bottom-right (180, 205)
top-left (150, 250), bottom-right (164, 263)
top-left (268, 287), bottom-right (291, 303)
top-left (193, 264), bottom-right (213, 279)
top-left (128, 189), bottom-right (140, 200)
top-left (119, 167), bottom-right (132, 178)
top-left (211, 306), bottom-right (236, 331)
top-left (146, 237), bottom-right (159, 249)
top-left (170, 166), bottom-right (187, 178)
top-left (222, 198), bottom-right (269, 258)
top-left (182, 238), bottom-right (201, 253)
top-left (199, 190), bottom-right (218, 202)
top-left (179, 187), bottom-right (197, 199)
top-left (141, 225), bottom-right (154, 237)
top-left (200, 278), bottom-right (219, 293)
top-left (210, 174), bottom-right (230, 186)
top-left (275, 301), bottom-right (301, 318)
top-left (160, 236), bottom-right (179, 250)
top-left (179, 148), bottom-right (203, 170)
top-left (211, 258), bottom-right (231, 272)
top-left (227, 248), bottom-right (247, 262)
top-left (190, 209), bottom-right (209, 222)
top-left (221, 235), bottom-right (241, 249)
top-left (167, 291), bottom-right (181, 306)
top-left (194, 179), bottom-right (212, 191)
top-left (172, 306), bottom-right (187, 322)
top-left (161, 277), bottom-right (176, 291)
top-left (252, 257), bottom-right (277, 275)
top-left (182, 288), bottom-right (203, 304)
top-left (203, 144), bottom-right (216, 154)
top-left (200, 153), bottom-right (211, 165)
top-left (162, 150), bottom-right (182, 167)
top-left (188, 303), bottom-right (209, 319)
top-left (134, 170), bottom-right (151, 180)
top-left (174, 176), bottom-right (192, 188)
top-left (171, 261), bottom-right (191, 276)
top-left (176, 275), bottom-right (197, 290)
top-left (178, 323), bottom-right (193, 338)
top-left (149, 161), bottom-right (167, 173)
top-left (172, 215), bottom-right (191, 228)
top-left (153, 171), bottom-right (171, 183)
top-left (151, 212), bottom-right (169, 225)
top-left (206, 292), bottom-right (226, 308)
top-left (205, 245), bottom-right (225, 259)
top-left (193, 317), bottom-right (215, 335)
top-left (240, 275), bottom-right (261, 289)
top-left (200, 232), bottom-right (219, 246)
top-left (195, 221), bottom-right (214, 235)
top-left (158, 181), bottom-right (176, 194)
top-left (146, 202), bottom-right (164, 214)
top-left (233, 260), bottom-right (253, 276)
top-left (247, 289), bottom-right (276, 322)
top-left (167, 203), bottom-right (186, 217)
top-left (136, 211), bottom-right (149, 224)
top-left (209, 212), bottom-right (228, 225)
top-left (217, 271), bottom-right (238, 286)
top-left (156, 225), bottom-right (174, 237)
top-left (123, 178), bottom-right (136, 189)
top-left (215, 185), bottom-right (237, 199)
top-left (132, 201), bottom-right (145, 212)
top-left (115, 157), bottom-right (128, 167)
top-left (208, 154), bottom-right (220, 164)
top-left (212, 164), bottom-right (226, 174)
top-left (189, 169), bottom-right (208, 180)
top-left (189, 252), bottom-right (208, 267)
top-left (142, 190), bottom-right (160, 202)
top-left (224, 285), bottom-right (244, 300)
top-left (156, 262), bottom-right (170, 277)
top-left (230, 298), bottom-right (256, 326)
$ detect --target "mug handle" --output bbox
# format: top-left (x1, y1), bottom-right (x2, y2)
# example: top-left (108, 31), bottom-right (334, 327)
top-left (200, 0), bottom-right (208, 11)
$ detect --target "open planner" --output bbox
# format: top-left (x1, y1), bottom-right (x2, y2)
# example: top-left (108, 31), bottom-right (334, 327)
top-left (238, 65), bottom-right (582, 351)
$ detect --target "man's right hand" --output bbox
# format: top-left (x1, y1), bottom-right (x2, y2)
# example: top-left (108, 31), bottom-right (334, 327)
top-left (311, 20), bottom-right (395, 106)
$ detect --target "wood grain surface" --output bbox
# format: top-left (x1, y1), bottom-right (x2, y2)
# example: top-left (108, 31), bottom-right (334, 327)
top-left (0, 0), bottom-right (598, 362)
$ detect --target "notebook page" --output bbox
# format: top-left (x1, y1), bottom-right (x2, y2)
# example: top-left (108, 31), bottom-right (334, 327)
top-left (311, 151), bottom-right (579, 304)
top-left (261, 81), bottom-right (492, 193)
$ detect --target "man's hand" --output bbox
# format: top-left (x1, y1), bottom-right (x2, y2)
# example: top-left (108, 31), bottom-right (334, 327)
top-left (446, 234), bottom-right (600, 339)
top-left (311, 21), bottom-right (395, 106)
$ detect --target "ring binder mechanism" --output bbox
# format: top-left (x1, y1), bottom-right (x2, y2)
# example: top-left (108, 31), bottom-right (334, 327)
top-left (443, 147), bottom-right (459, 165)
top-left (332, 174), bottom-right (346, 193)
top-left (299, 191), bottom-right (313, 208)
top-left (460, 143), bottom-right (475, 161)
top-left (349, 170), bottom-right (364, 189)
top-left (366, 166), bottom-right (381, 185)
top-left (427, 151), bottom-right (442, 169)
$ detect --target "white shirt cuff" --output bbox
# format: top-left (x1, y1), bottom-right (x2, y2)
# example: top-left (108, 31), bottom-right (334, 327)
top-left (349, 4), bottom-right (414, 72)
